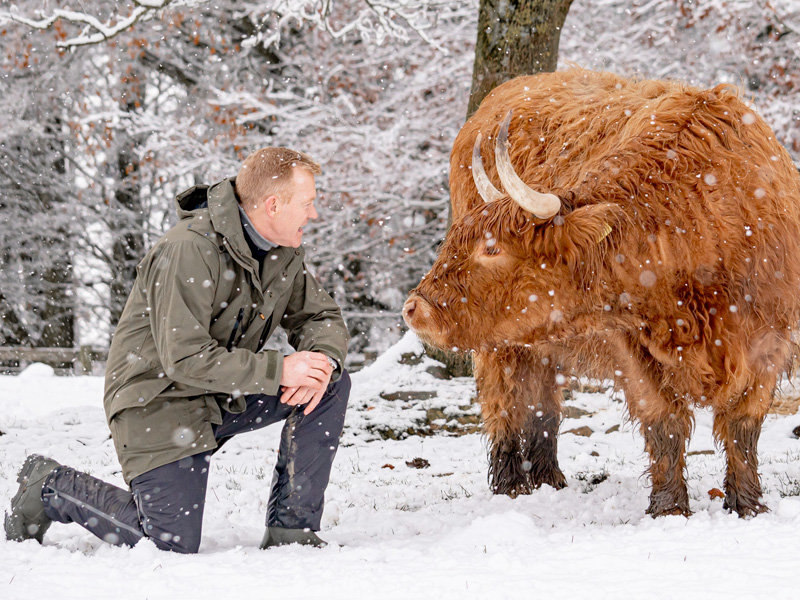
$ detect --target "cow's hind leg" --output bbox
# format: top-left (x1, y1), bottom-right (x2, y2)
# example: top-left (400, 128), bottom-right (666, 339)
top-left (475, 348), bottom-right (565, 497)
top-left (640, 411), bottom-right (692, 517)
top-left (713, 385), bottom-right (771, 517)
top-left (616, 342), bottom-right (692, 517)
top-left (628, 389), bottom-right (693, 517)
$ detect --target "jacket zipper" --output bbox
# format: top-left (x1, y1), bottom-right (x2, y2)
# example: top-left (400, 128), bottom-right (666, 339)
top-left (257, 313), bottom-right (273, 351)
top-left (226, 307), bottom-right (245, 351)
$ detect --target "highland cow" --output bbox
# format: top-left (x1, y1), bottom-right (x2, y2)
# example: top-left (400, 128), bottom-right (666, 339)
top-left (403, 68), bottom-right (800, 517)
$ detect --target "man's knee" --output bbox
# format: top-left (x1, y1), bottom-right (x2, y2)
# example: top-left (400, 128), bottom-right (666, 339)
top-left (146, 528), bottom-right (202, 554)
top-left (132, 455), bottom-right (209, 554)
top-left (137, 501), bottom-right (203, 554)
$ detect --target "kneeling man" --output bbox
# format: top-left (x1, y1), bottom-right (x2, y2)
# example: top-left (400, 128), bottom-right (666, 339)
top-left (5, 147), bottom-right (350, 553)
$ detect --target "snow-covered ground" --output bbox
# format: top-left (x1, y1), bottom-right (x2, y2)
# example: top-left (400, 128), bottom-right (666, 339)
top-left (3, 333), bottom-right (800, 599)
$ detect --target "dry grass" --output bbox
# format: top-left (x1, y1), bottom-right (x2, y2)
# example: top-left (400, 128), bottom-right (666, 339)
top-left (770, 393), bottom-right (800, 416)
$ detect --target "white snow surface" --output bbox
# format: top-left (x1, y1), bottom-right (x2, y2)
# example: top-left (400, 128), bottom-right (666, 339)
top-left (3, 332), bottom-right (800, 599)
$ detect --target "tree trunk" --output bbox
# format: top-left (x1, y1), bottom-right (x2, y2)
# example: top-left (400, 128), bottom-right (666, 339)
top-left (38, 122), bottom-right (75, 349)
top-left (467, 0), bottom-right (574, 117)
top-left (0, 117), bottom-right (74, 350)
top-left (109, 147), bottom-right (145, 328)
top-left (109, 71), bottom-right (146, 329)
top-left (432, 0), bottom-right (573, 375)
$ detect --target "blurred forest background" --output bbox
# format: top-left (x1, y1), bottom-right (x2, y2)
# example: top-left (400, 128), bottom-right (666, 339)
top-left (1, 0), bottom-right (799, 368)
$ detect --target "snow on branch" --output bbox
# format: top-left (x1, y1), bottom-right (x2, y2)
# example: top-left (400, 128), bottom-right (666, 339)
top-left (763, 0), bottom-right (800, 37)
top-left (252, 0), bottom-right (449, 50)
top-left (0, 1), bottom-right (193, 47)
top-left (1, 0), bottom-right (451, 50)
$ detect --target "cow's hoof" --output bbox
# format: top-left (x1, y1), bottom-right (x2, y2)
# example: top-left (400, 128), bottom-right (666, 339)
top-left (532, 468), bottom-right (567, 491)
top-left (724, 496), bottom-right (769, 517)
top-left (647, 506), bottom-right (692, 518)
top-left (491, 479), bottom-right (532, 498)
top-left (646, 501), bottom-right (691, 518)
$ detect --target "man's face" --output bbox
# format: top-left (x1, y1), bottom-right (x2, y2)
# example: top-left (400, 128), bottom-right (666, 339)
top-left (254, 167), bottom-right (318, 248)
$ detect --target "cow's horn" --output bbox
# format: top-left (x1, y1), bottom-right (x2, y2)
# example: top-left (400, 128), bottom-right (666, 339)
top-left (472, 132), bottom-right (504, 203)
top-left (495, 110), bottom-right (561, 219)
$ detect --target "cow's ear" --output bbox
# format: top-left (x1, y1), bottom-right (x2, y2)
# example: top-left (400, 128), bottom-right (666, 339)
top-left (549, 203), bottom-right (622, 268)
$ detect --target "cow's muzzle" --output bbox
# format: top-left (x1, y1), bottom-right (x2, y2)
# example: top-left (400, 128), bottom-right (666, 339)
top-left (402, 293), bottom-right (432, 331)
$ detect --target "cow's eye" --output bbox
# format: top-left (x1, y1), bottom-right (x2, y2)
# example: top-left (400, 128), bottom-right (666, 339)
top-left (484, 244), bottom-right (501, 256)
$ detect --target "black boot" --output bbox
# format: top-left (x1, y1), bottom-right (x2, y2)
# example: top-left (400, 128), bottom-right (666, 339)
top-left (259, 526), bottom-right (327, 548)
top-left (4, 454), bottom-right (61, 543)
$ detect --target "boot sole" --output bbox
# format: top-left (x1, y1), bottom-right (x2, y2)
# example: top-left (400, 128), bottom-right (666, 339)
top-left (4, 454), bottom-right (58, 543)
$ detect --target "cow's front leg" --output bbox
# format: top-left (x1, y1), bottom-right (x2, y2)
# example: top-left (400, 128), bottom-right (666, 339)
top-left (475, 347), bottom-right (565, 497)
top-left (521, 401), bottom-right (566, 491)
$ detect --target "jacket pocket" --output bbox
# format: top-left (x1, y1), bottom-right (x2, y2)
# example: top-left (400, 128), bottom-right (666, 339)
top-left (110, 396), bottom-right (212, 455)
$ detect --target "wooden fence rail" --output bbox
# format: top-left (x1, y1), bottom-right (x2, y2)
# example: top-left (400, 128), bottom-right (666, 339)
top-left (0, 346), bottom-right (109, 375)
top-left (0, 347), bottom-right (374, 375)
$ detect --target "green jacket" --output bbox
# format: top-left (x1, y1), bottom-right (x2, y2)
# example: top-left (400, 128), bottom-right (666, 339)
top-left (104, 178), bottom-right (349, 483)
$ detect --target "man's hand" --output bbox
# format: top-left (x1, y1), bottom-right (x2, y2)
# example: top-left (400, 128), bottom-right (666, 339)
top-left (280, 384), bottom-right (329, 415)
top-left (280, 351), bottom-right (333, 414)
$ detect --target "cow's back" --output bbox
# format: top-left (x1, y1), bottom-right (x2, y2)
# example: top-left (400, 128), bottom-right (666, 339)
top-left (450, 68), bottom-right (800, 348)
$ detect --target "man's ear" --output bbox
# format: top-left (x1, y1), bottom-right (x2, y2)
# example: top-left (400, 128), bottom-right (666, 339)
top-left (263, 195), bottom-right (281, 218)
top-left (550, 203), bottom-right (623, 269)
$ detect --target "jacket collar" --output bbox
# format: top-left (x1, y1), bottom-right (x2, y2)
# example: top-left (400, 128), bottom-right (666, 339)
top-left (205, 178), bottom-right (305, 288)
top-left (206, 177), bottom-right (260, 272)
top-left (238, 205), bottom-right (278, 255)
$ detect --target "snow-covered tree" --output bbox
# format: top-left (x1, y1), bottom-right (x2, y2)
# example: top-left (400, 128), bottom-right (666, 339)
top-left (1, 0), bottom-right (472, 354)
top-left (1, 0), bottom-right (798, 360)
top-left (561, 0), bottom-right (800, 160)
top-left (0, 22), bottom-right (79, 348)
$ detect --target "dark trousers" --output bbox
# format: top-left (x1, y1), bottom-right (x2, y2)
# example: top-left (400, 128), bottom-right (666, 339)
top-left (41, 371), bottom-right (350, 553)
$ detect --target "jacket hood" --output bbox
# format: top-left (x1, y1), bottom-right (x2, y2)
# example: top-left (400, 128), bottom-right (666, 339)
top-left (175, 184), bottom-right (211, 218)
top-left (174, 177), bottom-right (257, 273)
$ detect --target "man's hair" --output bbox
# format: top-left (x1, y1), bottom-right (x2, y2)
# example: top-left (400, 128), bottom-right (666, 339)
top-left (236, 147), bottom-right (321, 206)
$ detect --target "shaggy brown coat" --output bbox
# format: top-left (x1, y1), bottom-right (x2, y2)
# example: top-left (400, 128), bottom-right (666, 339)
top-left (403, 68), bottom-right (800, 517)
